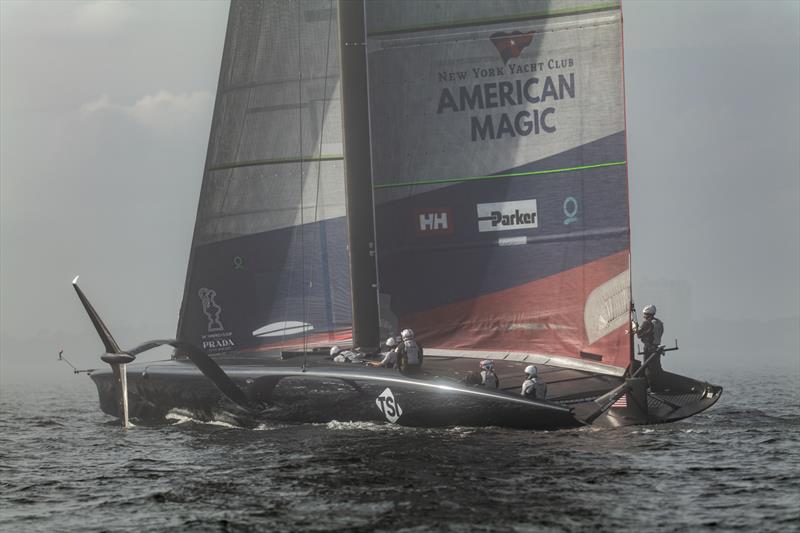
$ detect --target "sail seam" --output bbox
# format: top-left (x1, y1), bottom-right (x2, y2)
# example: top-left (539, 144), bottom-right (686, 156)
top-left (209, 155), bottom-right (343, 171)
top-left (373, 160), bottom-right (626, 189)
top-left (368, 2), bottom-right (620, 37)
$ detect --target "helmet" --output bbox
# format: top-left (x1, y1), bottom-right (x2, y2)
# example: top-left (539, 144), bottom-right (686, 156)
top-left (330, 345), bottom-right (341, 357)
top-left (385, 337), bottom-right (398, 348)
top-left (401, 328), bottom-right (415, 340)
top-left (479, 359), bottom-right (494, 370)
top-left (524, 365), bottom-right (538, 377)
top-left (643, 304), bottom-right (656, 317)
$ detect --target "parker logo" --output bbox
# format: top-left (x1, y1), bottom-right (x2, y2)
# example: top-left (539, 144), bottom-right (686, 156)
top-left (477, 199), bottom-right (538, 232)
top-left (415, 208), bottom-right (453, 235)
top-left (490, 31), bottom-right (534, 64)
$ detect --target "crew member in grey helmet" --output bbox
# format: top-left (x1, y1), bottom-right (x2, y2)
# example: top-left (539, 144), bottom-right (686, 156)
top-left (479, 359), bottom-right (500, 389)
top-left (521, 365), bottom-right (547, 399)
top-left (330, 345), bottom-right (362, 363)
top-left (396, 328), bottom-right (423, 375)
top-left (367, 337), bottom-right (399, 369)
top-left (631, 304), bottom-right (666, 388)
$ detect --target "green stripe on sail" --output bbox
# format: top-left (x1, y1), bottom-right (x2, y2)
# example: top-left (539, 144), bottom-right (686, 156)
top-left (373, 161), bottom-right (626, 190)
top-left (368, 2), bottom-right (621, 37)
top-left (209, 154), bottom-right (344, 171)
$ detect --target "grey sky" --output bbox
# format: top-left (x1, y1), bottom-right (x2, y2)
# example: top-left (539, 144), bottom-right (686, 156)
top-left (1, 0), bottom-right (798, 385)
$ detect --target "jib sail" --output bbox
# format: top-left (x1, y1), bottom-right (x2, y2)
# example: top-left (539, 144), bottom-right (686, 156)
top-left (365, 1), bottom-right (632, 369)
top-left (177, 0), bottom-right (352, 355)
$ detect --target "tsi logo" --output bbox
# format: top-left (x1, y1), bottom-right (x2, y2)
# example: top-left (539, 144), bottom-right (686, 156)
top-left (375, 387), bottom-right (403, 423)
top-left (415, 208), bottom-right (453, 235)
top-left (476, 199), bottom-right (538, 232)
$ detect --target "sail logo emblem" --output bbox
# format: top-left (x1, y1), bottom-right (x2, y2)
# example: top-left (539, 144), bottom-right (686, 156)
top-left (376, 387), bottom-right (403, 423)
top-left (415, 208), bottom-right (453, 235)
top-left (198, 287), bottom-right (224, 332)
top-left (476, 199), bottom-right (538, 232)
top-left (489, 31), bottom-right (534, 64)
top-left (563, 196), bottom-right (579, 225)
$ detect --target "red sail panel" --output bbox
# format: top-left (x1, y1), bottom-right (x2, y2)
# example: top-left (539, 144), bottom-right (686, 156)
top-left (401, 251), bottom-right (631, 370)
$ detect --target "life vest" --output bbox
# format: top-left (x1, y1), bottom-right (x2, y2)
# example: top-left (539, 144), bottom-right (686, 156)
top-left (402, 340), bottom-right (421, 365)
top-left (481, 369), bottom-right (499, 389)
top-left (521, 378), bottom-right (547, 399)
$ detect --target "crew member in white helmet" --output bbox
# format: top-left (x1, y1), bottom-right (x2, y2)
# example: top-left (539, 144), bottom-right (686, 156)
top-left (396, 328), bottom-right (423, 375)
top-left (631, 304), bottom-right (665, 387)
top-left (330, 345), bottom-right (361, 363)
top-left (479, 359), bottom-right (500, 389)
top-left (368, 337), bottom-right (398, 368)
top-left (521, 365), bottom-right (547, 399)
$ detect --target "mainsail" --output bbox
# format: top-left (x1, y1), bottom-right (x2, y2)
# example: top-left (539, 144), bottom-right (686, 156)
top-left (365, 1), bottom-right (632, 370)
top-left (177, 0), bottom-right (352, 354)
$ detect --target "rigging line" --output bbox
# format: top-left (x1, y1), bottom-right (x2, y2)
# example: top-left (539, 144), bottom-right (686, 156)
top-left (297, 0), bottom-right (307, 367)
top-left (306, 0), bottom-right (335, 353)
top-left (373, 160), bottom-right (627, 189)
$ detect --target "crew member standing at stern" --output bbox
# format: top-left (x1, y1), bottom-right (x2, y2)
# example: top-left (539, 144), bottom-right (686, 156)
top-left (632, 304), bottom-right (665, 388)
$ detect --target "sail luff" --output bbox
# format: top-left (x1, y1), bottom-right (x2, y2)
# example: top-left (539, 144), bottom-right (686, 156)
top-left (176, 0), bottom-right (237, 351)
top-left (338, 0), bottom-right (380, 349)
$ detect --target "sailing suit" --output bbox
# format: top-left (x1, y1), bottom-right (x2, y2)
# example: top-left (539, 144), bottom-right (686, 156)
top-left (481, 369), bottom-right (500, 389)
top-left (521, 378), bottom-right (547, 400)
top-left (376, 349), bottom-right (397, 368)
top-left (636, 317), bottom-right (665, 389)
top-left (397, 339), bottom-right (423, 375)
top-left (333, 350), bottom-right (361, 363)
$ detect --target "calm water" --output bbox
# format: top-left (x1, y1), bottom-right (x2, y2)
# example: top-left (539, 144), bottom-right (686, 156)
top-left (1, 366), bottom-right (798, 532)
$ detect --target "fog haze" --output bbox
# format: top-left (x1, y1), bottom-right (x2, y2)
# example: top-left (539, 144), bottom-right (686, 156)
top-left (1, 0), bottom-right (798, 387)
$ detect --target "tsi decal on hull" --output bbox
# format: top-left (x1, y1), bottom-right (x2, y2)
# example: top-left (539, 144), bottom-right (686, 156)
top-left (376, 387), bottom-right (403, 423)
top-left (477, 199), bottom-right (538, 232)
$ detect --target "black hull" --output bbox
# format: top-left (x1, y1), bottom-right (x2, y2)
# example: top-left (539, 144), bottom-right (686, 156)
top-left (89, 354), bottom-right (721, 429)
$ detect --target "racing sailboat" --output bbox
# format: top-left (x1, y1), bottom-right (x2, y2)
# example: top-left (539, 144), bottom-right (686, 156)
top-left (77, 0), bottom-right (721, 429)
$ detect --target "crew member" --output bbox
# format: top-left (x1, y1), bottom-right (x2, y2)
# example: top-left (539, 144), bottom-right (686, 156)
top-left (368, 337), bottom-right (398, 368)
top-left (479, 359), bottom-right (500, 389)
top-left (521, 365), bottom-right (547, 399)
top-left (396, 328), bottom-right (423, 375)
top-left (632, 304), bottom-right (665, 388)
top-left (330, 345), bottom-right (361, 363)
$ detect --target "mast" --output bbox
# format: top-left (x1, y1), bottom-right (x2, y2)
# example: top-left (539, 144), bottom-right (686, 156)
top-left (337, 0), bottom-right (379, 349)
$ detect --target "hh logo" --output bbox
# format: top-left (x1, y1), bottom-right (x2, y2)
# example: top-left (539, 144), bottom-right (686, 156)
top-left (415, 208), bottom-right (454, 235)
top-left (376, 387), bottom-right (403, 423)
top-left (490, 31), bottom-right (534, 64)
top-left (477, 199), bottom-right (538, 232)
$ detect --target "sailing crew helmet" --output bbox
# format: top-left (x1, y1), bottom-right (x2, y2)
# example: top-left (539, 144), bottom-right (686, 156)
top-left (385, 337), bottom-right (398, 348)
top-left (330, 345), bottom-right (342, 357)
top-left (479, 359), bottom-right (494, 370)
top-left (401, 329), bottom-right (415, 340)
top-left (643, 304), bottom-right (657, 317)
top-left (524, 365), bottom-right (538, 378)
